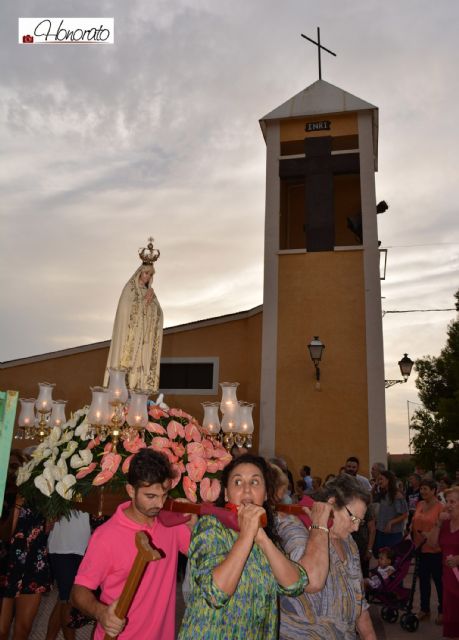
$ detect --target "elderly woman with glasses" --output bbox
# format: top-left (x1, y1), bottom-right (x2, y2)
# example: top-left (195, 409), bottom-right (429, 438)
top-left (277, 474), bottom-right (376, 639)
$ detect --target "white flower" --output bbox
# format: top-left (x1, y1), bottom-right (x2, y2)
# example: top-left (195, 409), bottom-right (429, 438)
top-left (60, 441), bottom-right (78, 460)
top-left (60, 429), bottom-right (75, 444)
top-left (49, 426), bottom-right (62, 445)
top-left (16, 460), bottom-right (35, 486)
top-left (34, 467), bottom-right (55, 497)
top-left (70, 449), bottom-right (93, 469)
top-left (75, 418), bottom-right (91, 440)
top-left (49, 458), bottom-right (68, 481)
top-left (55, 474), bottom-right (77, 500)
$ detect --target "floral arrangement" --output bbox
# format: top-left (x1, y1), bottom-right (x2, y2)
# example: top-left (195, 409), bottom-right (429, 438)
top-left (17, 404), bottom-right (232, 520)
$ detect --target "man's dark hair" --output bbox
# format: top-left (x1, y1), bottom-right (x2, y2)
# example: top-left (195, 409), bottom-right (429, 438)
top-left (302, 465), bottom-right (311, 476)
top-left (128, 449), bottom-right (175, 489)
top-left (346, 456), bottom-right (360, 466)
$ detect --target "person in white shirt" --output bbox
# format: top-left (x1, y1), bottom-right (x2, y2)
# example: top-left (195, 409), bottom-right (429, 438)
top-left (45, 511), bottom-right (91, 640)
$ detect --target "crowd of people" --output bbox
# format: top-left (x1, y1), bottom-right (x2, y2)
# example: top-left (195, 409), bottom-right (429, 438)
top-left (0, 447), bottom-right (458, 639)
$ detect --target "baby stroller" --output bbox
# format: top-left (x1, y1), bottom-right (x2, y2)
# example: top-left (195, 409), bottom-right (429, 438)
top-left (366, 538), bottom-right (422, 633)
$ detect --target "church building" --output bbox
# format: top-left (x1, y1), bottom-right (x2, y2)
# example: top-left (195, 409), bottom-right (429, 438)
top-left (0, 79), bottom-right (386, 480)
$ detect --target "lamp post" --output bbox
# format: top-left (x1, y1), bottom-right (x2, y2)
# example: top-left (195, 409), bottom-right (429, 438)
top-left (385, 353), bottom-right (414, 388)
top-left (307, 336), bottom-right (325, 390)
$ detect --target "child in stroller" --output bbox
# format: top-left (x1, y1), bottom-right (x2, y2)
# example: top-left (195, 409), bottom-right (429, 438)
top-left (365, 547), bottom-right (396, 591)
top-left (366, 538), bottom-right (422, 632)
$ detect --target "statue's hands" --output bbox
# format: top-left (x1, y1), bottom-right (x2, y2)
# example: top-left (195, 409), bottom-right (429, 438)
top-left (98, 600), bottom-right (126, 636)
top-left (144, 289), bottom-right (154, 304)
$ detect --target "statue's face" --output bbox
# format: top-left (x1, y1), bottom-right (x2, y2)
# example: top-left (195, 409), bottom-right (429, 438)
top-left (139, 267), bottom-right (153, 286)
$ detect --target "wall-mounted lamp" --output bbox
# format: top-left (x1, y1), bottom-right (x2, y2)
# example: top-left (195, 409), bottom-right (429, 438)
top-left (385, 353), bottom-right (414, 388)
top-left (307, 336), bottom-right (325, 390)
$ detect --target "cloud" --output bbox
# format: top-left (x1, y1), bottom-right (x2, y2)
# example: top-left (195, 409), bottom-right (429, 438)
top-left (1, 0), bottom-right (459, 454)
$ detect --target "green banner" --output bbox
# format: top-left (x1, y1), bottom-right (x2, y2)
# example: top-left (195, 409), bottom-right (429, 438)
top-left (0, 390), bottom-right (19, 514)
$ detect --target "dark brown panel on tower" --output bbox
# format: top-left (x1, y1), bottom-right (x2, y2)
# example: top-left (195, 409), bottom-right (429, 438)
top-left (305, 137), bottom-right (334, 252)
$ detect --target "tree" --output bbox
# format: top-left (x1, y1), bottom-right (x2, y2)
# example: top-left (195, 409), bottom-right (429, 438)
top-left (411, 290), bottom-right (459, 474)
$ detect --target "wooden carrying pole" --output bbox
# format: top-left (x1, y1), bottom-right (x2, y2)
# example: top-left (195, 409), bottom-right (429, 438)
top-left (104, 531), bottom-right (162, 640)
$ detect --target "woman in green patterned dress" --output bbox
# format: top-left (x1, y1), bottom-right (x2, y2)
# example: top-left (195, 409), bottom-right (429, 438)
top-left (178, 454), bottom-right (310, 640)
top-left (278, 474), bottom-right (377, 640)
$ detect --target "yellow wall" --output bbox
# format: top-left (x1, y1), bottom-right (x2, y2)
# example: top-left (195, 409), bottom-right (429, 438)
top-left (280, 112), bottom-right (358, 142)
top-left (0, 349), bottom-right (109, 424)
top-left (275, 250), bottom-right (369, 479)
top-left (0, 312), bottom-right (262, 451)
top-left (162, 313), bottom-right (262, 449)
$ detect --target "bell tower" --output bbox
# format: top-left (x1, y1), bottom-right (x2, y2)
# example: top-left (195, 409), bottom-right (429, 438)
top-left (258, 79), bottom-right (385, 476)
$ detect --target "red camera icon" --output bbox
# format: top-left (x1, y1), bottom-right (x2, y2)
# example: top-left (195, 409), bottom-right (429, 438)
top-left (22, 34), bottom-right (34, 43)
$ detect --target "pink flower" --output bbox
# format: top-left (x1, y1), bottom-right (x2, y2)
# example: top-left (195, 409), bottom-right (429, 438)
top-left (75, 462), bottom-right (97, 479)
top-left (212, 446), bottom-right (229, 459)
top-left (150, 437), bottom-right (173, 451)
top-left (186, 442), bottom-right (206, 461)
top-left (216, 452), bottom-right (233, 471)
top-left (92, 452), bottom-right (122, 486)
top-left (170, 441), bottom-right (185, 457)
top-left (161, 449), bottom-right (179, 464)
top-left (201, 439), bottom-right (215, 458)
top-left (185, 423), bottom-right (202, 443)
top-left (170, 408), bottom-right (193, 421)
top-left (183, 476), bottom-right (197, 503)
top-left (122, 454), bottom-right (134, 474)
top-left (86, 437), bottom-right (100, 450)
top-left (167, 420), bottom-right (185, 440)
top-left (145, 422), bottom-right (167, 435)
top-left (206, 459), bottom-right (220, 473)
top-left (149, 406), bottom-right (168, 419)
top-left (200, 477), bottom-right (221, 502)
top-left (186, 457), bottom-right (207, 482)
top-left (123, 436), bottom-right (146, 454)
top-left (217, 450), bottom-right (232, 466)
top-left (170, 463), bottom-right (183, 489)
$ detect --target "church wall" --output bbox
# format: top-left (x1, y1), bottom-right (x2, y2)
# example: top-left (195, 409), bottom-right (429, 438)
top-left (275, 250), bottom-right (369, 480)
top-left (162, 312), bottom-right (262, 449)
top-left (0, 312), bottom-right (263, 450)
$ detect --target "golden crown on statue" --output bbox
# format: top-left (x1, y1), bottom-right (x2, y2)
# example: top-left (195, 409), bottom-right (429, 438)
top-left (138, 237), bottom-right (160, 265)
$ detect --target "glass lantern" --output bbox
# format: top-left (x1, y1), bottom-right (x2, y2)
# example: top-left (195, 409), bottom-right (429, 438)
top-left (36, 382), bottom-right (55, 414)
top-left (201, 402), bottom-right (221, 436)
top-left (107, 368), bottom-right (128, 405)
top-left (237, 402), bottom-right (255, 448)
top-left (50, 400), bottom-right (67, 428)
top-left (219, 382), bottom-right (239, 415)
top-left (88, 387), bottom-right (110, 426)
top-left (17, 398), bottom-right (36, 439)
top-left (126, 390), bottom-right (150, 431)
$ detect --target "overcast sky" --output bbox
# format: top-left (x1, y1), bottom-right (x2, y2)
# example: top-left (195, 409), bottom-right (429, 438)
top-left (1, 0), bottom-right (458, 454)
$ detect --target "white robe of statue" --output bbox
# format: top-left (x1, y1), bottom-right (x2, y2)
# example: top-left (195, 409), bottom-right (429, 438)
top-left (104, 263), bottom-right (163, 392)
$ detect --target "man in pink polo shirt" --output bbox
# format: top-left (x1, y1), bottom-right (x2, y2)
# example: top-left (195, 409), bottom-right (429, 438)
top-left (71, 449), bottom-right (192, 640)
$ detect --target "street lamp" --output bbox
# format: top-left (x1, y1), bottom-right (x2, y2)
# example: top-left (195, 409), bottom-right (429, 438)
top-left (307, 336), bottom-right (325, 389)
top-left (385, 353), bottom-right (414, 388)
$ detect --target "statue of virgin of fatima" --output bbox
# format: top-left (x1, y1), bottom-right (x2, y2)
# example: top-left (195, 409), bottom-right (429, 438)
top-left (103, 238), bottom-right (163, 392)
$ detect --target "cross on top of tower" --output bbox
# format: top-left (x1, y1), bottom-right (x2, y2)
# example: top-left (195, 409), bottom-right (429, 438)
top-left (301, 28), bottom-right (337, 80)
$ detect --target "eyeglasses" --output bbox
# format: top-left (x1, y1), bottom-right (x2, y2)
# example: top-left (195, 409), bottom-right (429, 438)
top-left (345, 505), bottom-right (363, 526)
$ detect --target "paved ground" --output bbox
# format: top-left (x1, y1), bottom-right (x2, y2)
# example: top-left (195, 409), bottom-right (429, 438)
top-left (21, 563), bottom-right (442, 639)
